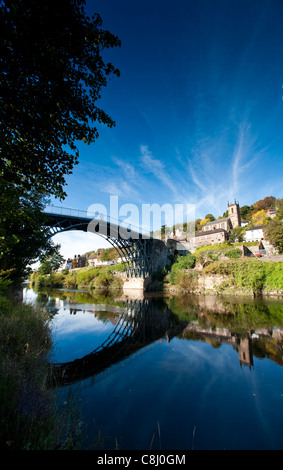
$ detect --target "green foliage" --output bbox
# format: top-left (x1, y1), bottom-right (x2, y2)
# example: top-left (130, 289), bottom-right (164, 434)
top-left (0, 298), bottom-right (81, 449)
top-left (275, 198), bottom-right (283, 220)
top-left (228, 226), bottom-right (245, 243)
top-left (264, 219), bottom-right (283, 253)
top-left (194, 242), bottom-right (232, 258)
top-left (38, 247), bottom-right (64, 274)
top-left (202, 259), bottom-right (283, 294)
top-left (99, 248), bottom-right (118, 262)
top-left (168, 254), bottom-right (196, 284)
top-left (205, 213), bottom-right (215, 222)
top-left (0, 273), bottom-right (12, 293)
top-left (32, 265), bottom-right (124, 290)
top-left (225, 248), bottom-right (242, 259)
top-left (0, 182), bottom-right (58, 283)
top-left (240, 205), bottom-right (251, 220)
top-left (0, 0), bottom-right (121, 199)
top-left (171, 270), bottom-right (198, 290)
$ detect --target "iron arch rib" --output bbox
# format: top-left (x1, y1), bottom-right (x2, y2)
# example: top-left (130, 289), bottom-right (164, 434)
top-left (43, 210), bottom-right (152, 278)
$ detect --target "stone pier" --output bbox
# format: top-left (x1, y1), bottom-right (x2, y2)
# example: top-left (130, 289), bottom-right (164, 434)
top-left (123, 277), bottom-right (152, 292)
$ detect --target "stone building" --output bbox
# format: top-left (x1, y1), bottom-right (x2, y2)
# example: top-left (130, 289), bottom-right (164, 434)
top-left (203, 200), bottom-right (241, 233)
top-left (227, 200), bottom-right (241, 228)
top-left (188, 200), bottom-right (242, 249)
top-left (192, 228), bottom-right (228, 247)
top-left (203, 217), bottom-right (232, 232)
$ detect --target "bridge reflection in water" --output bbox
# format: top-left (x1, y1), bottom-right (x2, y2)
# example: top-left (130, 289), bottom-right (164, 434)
top-left (50, 299), bottom-right (187, 386)
top-left (49, 294), bottom-right (283, 387)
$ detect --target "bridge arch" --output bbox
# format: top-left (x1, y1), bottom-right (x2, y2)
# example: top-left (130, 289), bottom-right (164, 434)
top-left (43, 206), bottom-right (169, 278)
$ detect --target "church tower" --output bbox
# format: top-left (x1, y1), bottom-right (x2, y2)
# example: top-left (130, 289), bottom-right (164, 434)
top-left (228, 200), bottom-right (241, 228)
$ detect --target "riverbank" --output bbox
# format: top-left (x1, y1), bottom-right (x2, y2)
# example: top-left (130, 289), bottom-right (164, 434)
top-left (165, 257), bottom-right (283, 297)
top-left (0, 295), bottom-right (81, 450)
top-left (30, 263), bottom-right (125, 291)
top-left (30, 252), bottom-right (283, 298)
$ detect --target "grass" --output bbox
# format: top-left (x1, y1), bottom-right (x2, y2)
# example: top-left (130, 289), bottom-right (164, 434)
top-left (0, 296), bottom-right (81, 450)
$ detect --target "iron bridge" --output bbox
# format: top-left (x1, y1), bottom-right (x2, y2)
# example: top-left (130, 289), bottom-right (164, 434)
top-left (43, 205), bottom-right (160, 278)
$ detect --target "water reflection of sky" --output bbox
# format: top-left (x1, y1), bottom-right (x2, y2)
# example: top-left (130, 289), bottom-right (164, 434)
top-left (76, 336), bottom-right (283, 450)
top-left (23, 287), bottom-right (283, 449)
top-left (50, 307), bottom-right (119, 362)
top-left (23, 287), bottom-right (122, 362)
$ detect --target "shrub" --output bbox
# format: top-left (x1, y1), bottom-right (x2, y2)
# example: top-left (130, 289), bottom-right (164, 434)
top-left (202, 260), bottom-right (234, 276)
top-left (225, 248), bottom-right (242, 259)
top-left (202, 259), bottom-right (283, 294)
top-left (173, 271), bottom-right (198, 290)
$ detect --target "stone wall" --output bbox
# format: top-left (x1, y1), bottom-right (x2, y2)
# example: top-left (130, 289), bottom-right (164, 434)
top-left (148, 239), bottom-right (172, 272)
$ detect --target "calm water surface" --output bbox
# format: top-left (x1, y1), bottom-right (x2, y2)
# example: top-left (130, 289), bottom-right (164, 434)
top-left (24, 287), bottom-right (283, 450)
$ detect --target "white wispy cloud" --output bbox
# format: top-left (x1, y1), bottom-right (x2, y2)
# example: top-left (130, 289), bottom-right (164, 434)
top-left (183, 99), bottom-right (275, 218)
top-left (229, 121), bottom-right (267, 202)
top-left (140, 145), bottom-right (182, 199)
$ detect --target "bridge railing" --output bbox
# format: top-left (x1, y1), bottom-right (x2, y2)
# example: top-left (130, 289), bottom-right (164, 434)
top-left (44, 205), bottom-right (95, 219)
top-left (43, 205), bottom-right (151, 238)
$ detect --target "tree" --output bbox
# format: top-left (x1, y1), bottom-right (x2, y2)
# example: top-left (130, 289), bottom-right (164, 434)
top-left (0, 180), bottom-right (58, 282)
top-left (240, 205), bottom-right (251, 220)
top-left (264, 219), bottom-right (283, 253)
top-left (38, 248), bottom-right (64, 274)
top-left (200, 218), bottom-right (210, 228)
top-left (228, 227), bottom-right (244, 243)
top-left (100, 247), bottom-right (118, 262)
top-left (205, 214), bottom-right (215, 222)
top-left (254, 196), bottom-right (276, 211)
top-left (275, 198), bottom-right (283, 220)
top-left (0, 0), bottom-right (121, 199)
top-left (251, 209), bottom-right (268, 227)
top-left (195, 219), bottom-right (202, 232)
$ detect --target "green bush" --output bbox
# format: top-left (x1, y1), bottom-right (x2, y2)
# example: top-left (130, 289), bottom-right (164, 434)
top-left (225, 248), bottom-right (242, 259)
top-left (202, 259), bottom-right (283, 293)
top-left (168, 254), bottom-right (196, 285)
top-left (172, 271), bottom-right (198, 290)
top-left (31, 265), bottom-right (125, 291)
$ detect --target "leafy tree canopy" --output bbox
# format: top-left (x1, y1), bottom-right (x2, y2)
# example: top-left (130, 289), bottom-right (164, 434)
top-left (251, 209), bottom-right (269, 227)
top-left (205, 213), bottom-right (215, 222)
top-left (254, 196), bottom-right (276, 211)
top-left (0, 0), bottom-right (121, 199)
top-left (240, 205), bottom-right (251, 220)
top-left (264, 219), bottom-right (283, 254)
top-left (0, 180), bottom-right (59, 282)
top-left (200, 218), bottom-right (210, 227)
top-left (275, 198), bottom-right (283, 220)
top-left (38, 248), bottom-right (65, 275)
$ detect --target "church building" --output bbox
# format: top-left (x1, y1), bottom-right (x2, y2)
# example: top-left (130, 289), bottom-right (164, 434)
top-left (190, 200), bottom-right (241, 248)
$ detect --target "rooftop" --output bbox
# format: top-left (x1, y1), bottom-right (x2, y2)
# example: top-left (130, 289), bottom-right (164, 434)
top-left (245, 225), bottom-right (265, 232)
top-left (195, 228), bottom-right (226, 237)
top-left (204, 217), bottom-right (230, 226)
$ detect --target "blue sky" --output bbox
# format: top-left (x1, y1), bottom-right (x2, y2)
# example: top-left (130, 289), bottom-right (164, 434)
top-left (51, 0), bottom-right (283, 257)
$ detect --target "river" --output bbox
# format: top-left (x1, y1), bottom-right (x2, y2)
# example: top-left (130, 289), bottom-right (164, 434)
top-left (23, 286), bottom-right (283, 450)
